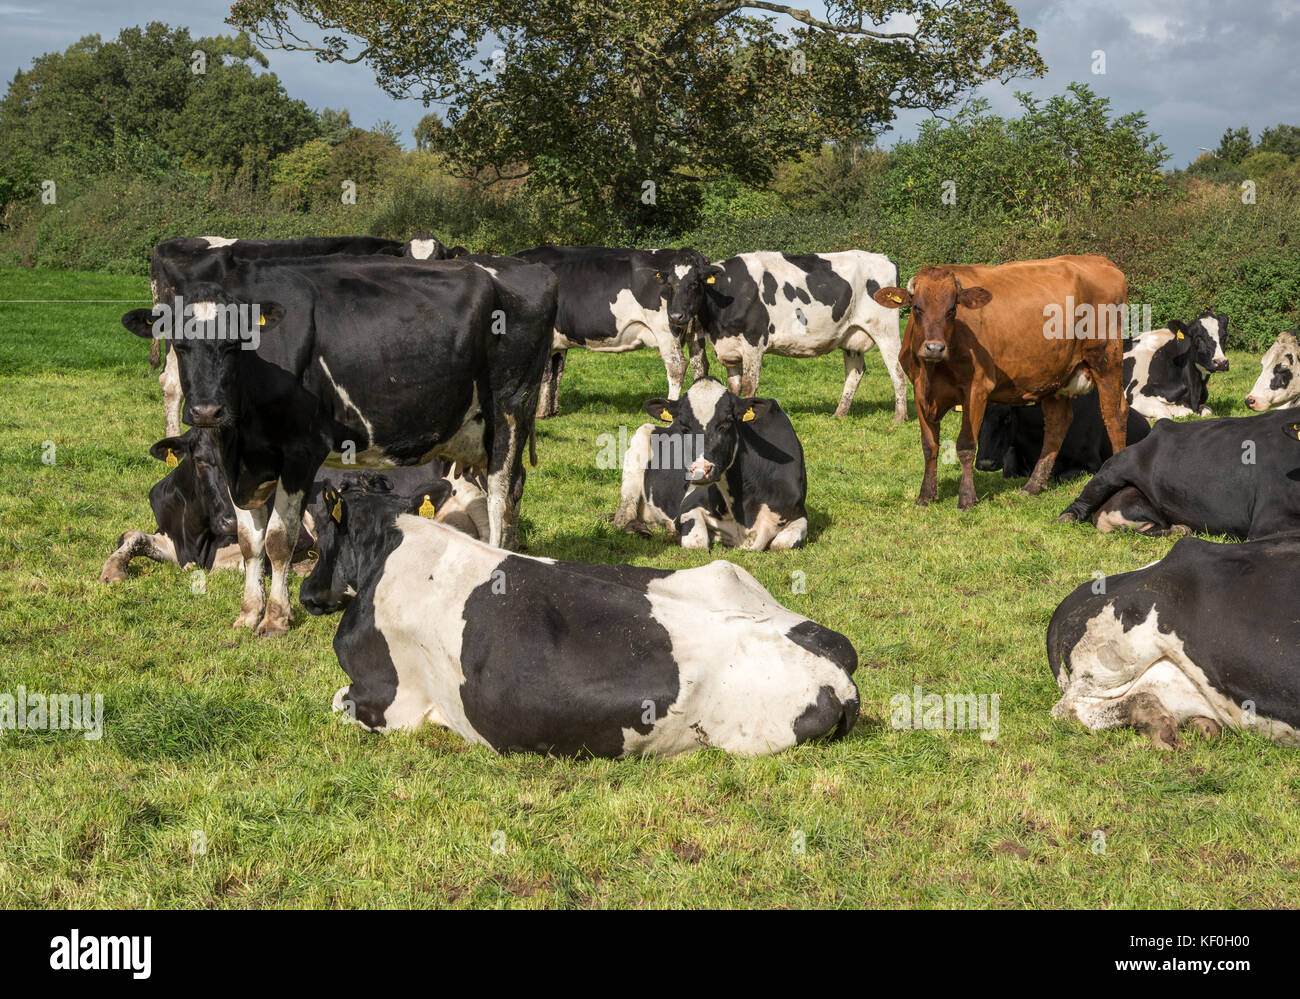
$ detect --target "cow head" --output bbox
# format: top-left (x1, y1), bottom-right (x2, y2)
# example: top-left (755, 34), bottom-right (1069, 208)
top-left (975, 406), bottom-right (1016, 472)
top-left (121, 296), bottom-right (285, 429)
top-left (643, 377), bottom-right (773, 486)
top-left (656, 250), bottom-right (710, 333)
top-left (1285, 421), bottom-right (1300, 442)
top-left (301, 474), bottom-right (419, 615)
top-left (150, 429), bottom-right (238, 538)
top-left (1185, 312), bottom-right (1230, 374)
top-left (404, 231), bottom-right (450, 261)
top-left (873, 267), bottom-right (991, 363)
top-left (1246, 330), bottom-right (1300, 412)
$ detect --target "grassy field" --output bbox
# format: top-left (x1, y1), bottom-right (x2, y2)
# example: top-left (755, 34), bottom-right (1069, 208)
top-left (2, 265), bottom-right (1299, 909)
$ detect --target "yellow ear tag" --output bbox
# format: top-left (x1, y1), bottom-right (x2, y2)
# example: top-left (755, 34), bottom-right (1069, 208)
top-left (659, 409), bottom-right (673, 421)
top-left (955, 405), bottom-right (963, 412)
top-left (418, 494), bottom-right (437, 518)
top-left (1175, 329), bottom-right (1184, 340)
top-left (889, 293), bottom-right (903, 304)
top-left (165, 449), bottom-right (179, 468)
top-left (330, 496), bottom-right (342, 523)
top-left (1290, 423), bottom-right (1300, 439)
top-left (259, 313), bottom-right (267, 326)
top-left (705, 275), bottom-right (716, 285)
top-left (741, 407), bottom-right (755, 422)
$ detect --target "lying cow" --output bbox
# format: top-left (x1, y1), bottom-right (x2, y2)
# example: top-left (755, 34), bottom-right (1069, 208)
top-left (1246, 329), bottom-right (1300, 412)
top-left (1047, 531), bottom-right (1300, 748)
top-left (874, 255), bottom-right (1130, 508)
top-left (976, 394), bottom-right (1151, 481)
top-left (1123, 312), bottom-right (1230, 420)
top-left (101, 448), bottom-right (485, 581)
top-left (1055, 408), bottom-right (1300, 538)
top-left (700, 251), bottom-right (907, 421)
top-left (613, 378), bottom-right (808, 550)
top-left (300, 478), bottom-right (860, 756)
top-left (512, 245), bottom-right (710, 418)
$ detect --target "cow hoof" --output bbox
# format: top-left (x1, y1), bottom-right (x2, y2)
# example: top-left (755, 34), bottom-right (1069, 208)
top-left (1053, 511), bottom-right (1078, 524)
top-left (1126, 692), bottom-right (1181, 750)
top-left (255, 618), bottom-right (290, 638)
top-left (1185, 716), bottom-right (1222, 739)
top-left (832, 408), bottom-right (850, 419)
top-left (622, 521), bottom-right (653, 538)
top-left (915, 496), bottom-right (933, 508)
top-left (99, 566), bottom-right (127, 584)
top-left (957, 494), bottom-right (979, 511)
top-left (232, 610), bottom-right (261, 629)
top-left (1170, 524), bottom-right (1193, 536)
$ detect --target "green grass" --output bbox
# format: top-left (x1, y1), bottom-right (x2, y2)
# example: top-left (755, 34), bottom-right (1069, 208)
top-left (3, 265), bottom-right (1300, 909)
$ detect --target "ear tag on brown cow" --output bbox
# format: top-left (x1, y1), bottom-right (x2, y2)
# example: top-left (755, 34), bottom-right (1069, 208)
top-left (330, 495), bottom-right (343, 524)
top-left (165, 449), bottom-right (179, 468)
top-left (742, 407), bottom-right (756, 422)
top-left (418, 494), bottom-right (437, 518)
top-left (659, 408), bottom-right (673, 421)
top-left (705, 275), bottom-right (716, 285)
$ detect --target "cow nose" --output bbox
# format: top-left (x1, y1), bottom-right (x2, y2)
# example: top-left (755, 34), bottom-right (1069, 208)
top-left (669, 312), bottom-right (685, 324)
top-left (921, 342), bottom-right (947, 360)
top-left (686, 459), bottom-right (716, 484)
top-left (1214, 359), bottom-right (1230, 372)
top-left (1246, 396), bottom-right (1259, 410)
top-left (216, 513), bottom-right (237, 536)
top-left (191, 404), bottom-right (225, 426)
top-left (975, 456), bottom-right (998, 471)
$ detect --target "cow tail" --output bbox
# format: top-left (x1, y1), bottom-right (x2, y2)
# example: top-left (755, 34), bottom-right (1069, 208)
top-left (529, 423), bottom-right (538, 467)
top-left (149, 337), bottom-right (163, 370)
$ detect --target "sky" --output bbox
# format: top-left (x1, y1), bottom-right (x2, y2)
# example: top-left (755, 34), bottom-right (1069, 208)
top-left (1, 0), bottom-right (1296, 166)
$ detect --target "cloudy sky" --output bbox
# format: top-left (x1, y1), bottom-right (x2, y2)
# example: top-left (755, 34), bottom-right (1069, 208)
top-left (2, 1), bottom-right (1296, 166)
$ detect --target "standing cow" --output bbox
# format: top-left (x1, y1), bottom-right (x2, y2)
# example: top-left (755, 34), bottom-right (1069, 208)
top-left (300, 478), bottom-right (860, 756)
top-left (512, 245), bottom-right (711, 418)
top-left (1246, 329), bottom-right (1300, 412)
top-left (873, 255), bottom-right (1129, 508)
top-left (700, 251), bottom-right (907, 421)
top-left (120, 252), bottom-right (555, 636)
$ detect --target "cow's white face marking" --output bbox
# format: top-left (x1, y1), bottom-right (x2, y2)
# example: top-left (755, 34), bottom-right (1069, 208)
top-left (1053, 603), bottom-right (1300, 744)
top-left (1199, 316), bottom-right (1227, 365)
top-left (318, 356), bottom-right (376, 448)
top-left (408, 239), bottom-right (438, 260)
top-left (1247, 332), bottom-right (1300, 410)
top-left (201, 236), bottom-right (237, 248)
top-left (192, 301), bottom-right (218, 322)
top-left (685, 378), bottom-right (727, 427)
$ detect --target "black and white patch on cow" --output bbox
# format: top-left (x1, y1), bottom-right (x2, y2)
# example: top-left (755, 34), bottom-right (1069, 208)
top-left (299, 482), bottom-right (859, 757)
top-left (1246, 329), bottom-right (1300, 412)
top-left (701, 251), bottom-right (907, 421)
top-left (1122, 312), bottom-right (1229, 420)
top-left (1047, 532), bottom-right (1300, 748)
top-left (613, 378), bottom-right (808, 550)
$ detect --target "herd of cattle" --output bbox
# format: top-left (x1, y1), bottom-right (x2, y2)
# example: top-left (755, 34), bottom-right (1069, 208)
top-left (97, 232), bottom-right (1300, 756)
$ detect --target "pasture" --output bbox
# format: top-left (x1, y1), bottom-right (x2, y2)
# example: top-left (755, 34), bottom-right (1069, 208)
top-left (2, 265), bottom-right (1298, 909)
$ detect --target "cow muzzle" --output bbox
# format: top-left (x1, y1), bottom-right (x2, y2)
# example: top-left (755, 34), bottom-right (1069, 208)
top-left (1212, 358), bottom-right (1230, 373)
top-left (686, 458), bottom-right (717, 485)
top-left (920, 341), bottom-right (948, 362)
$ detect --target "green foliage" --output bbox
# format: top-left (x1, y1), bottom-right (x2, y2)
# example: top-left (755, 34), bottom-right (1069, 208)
top-left (1215, 126), bottom-right (1253, 164)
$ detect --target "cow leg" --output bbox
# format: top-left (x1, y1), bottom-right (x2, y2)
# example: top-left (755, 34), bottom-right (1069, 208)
top-left (536, 348), bottom-right (565, 419)
top-left (486, 413), bottom-right (524, 550)
top-left (770, 517), bottom-right (808, 550)
top-left (677, 507), bottom-right (711, 549)
top-left (1090, 364), bottom-right (1129, 456)
top-left (161, 347), bottom-right (182, 439)
top-left (863, 321), bottom-right (908, 423)
top-left (1124, 691), bottom-right (1182, 751)
top-left (99, 529), bottom-right (178, 582)
top-left (256, 482), bottom-right (306, 637)
top-left (1024, 395), bottom-right (1071, 496)
top-left (834, 350), bottom-right (865, 419)
top-left (1093, 485), bottom-right (1171, 535)
top-left (613, 424), bottom-right (652, 530)
top-left (915, 407), bottom-right (942, 506)
top-left (687, 321), bottom-right (709, 382)
top-left (654, 326), bottom-right (688, 401)
top-left (1184, 716), bottom-right (1223, 739)
top-left (725, 363), bottom-right (744, 395)
top-left (233, 503), bottom-right (271, 629)
top-left (1055, 448), bottom-right (1140, 523)
top-left (956, 392), bottom-right (988, 510)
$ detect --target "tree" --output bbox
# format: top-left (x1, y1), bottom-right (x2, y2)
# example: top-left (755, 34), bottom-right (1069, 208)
top-left (1259, 124), bottom-right (1300, 160)
top-left (413, 112), bottom-right (444, 152)
top-left (1215, 126), bottom-right (1252, 165)
top-left (229, 0), bottom-right (1045, 226)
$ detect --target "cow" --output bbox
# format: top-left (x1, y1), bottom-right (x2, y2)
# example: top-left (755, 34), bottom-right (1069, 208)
top-left (975, 393), bottom-right (1151, 482)
top-left (1054, 408), bottom-right (1300, 539)
top-left (100, 448), bottom-right (484, 582)
top-left (149, 235), bottom-right (413, 438)
top-left (699, 251), bottom-right (907, 421)
top-left (613, 377), bottom-right (807, 550)
top-left (120, 251), bottom-right (555, 636)
top-left (1246, 329), bottom-right (1300, 412)
top-left (1123, 312), bottom-right (1230, 420)
top-left (512, 245), bottom-right (712, 418)
top-left (299, 477), bottom-right (861, 756)
top-left (873, 255), bottom-right (1130, 508)
top-left (1047, 529), bottom-right (1300, 749)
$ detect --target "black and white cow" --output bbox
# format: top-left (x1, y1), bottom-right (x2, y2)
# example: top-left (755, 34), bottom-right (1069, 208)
top-left (1246, 329), bottom-right (1300, 412)
top-left (614, 378), bottom-right (808, 550)
top-left (150, 235), bottom-right (414, 437)
top-left (700, 251), bottom-right (907, 421)
top-left (1123, 312), bottom-right (1229, 421)
top-left (1055, 408), bottom-right (1300, 539)
top-left (299, 478), bottom-right (860, 756)
top-left (975, 393), bottom-right (1151, 481)
top-left (120, 252), bottom-right (555, 636)
top-left (1047, 530), bottom-right (1300, 748)
top-left (512, 245), bottom-right (711, 418)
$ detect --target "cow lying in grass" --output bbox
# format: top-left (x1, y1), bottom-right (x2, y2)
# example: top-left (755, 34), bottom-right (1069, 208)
top-left (300, 477), bottom-right (860, 757)
top-left (613, 378), bottom-right (808, 550)
top-left (1123, 312), bottom-right (1229, 420)
top-left (1048, 530), bottom-right (1300, 748)
top-left (1054, 409), bottom-right (1300, 539)
top-left (976, 393), bottom-right (1151, 482)
top-left (1246, 329), bottom-right (1300, 412)
top-left (100, 450), bottom-right (485, 582)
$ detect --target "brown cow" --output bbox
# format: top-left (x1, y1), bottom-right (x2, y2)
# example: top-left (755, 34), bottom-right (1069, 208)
top-left (873, 255), bottom-right (1129, 509)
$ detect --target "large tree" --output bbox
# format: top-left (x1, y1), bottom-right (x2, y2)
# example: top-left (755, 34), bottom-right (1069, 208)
top-left (229, 0), bottom-right (1045, 222)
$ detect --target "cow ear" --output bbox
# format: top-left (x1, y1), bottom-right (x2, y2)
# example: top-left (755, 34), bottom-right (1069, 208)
top-left (644, 399), bottom-right (677, 421)
top-left (149, 436), bottom-right (187, 465)
top-left (320, 482), bottom-right (345, 526)
top-left (873, 287), bottom-right (911, 309)
top-left (704, 264), bottom-right (725, 287)
top-left (737, 398), bottom-right (772, 423)
top-left (255, 302), bottom-right (285, 331)
top-left (957, 286), bottom-right (992, 309)
top-left (1285, 422), bottom-right (1300, 441)
top-left (122, 308), bottom-right (161, 339)
top-left (1169, 320), bottom-right (1186, 340)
